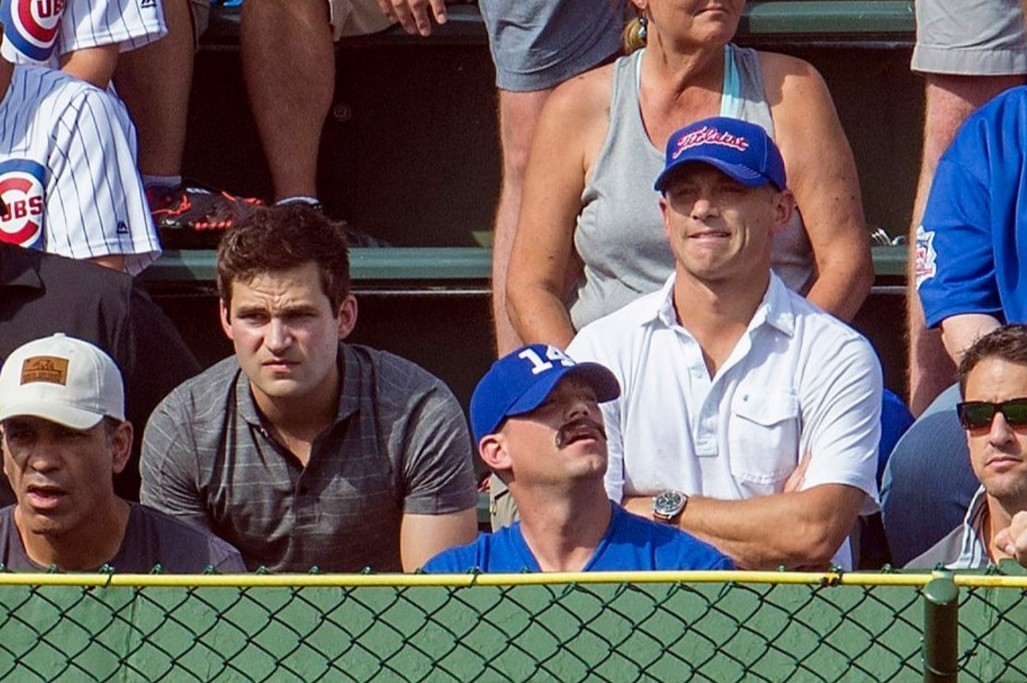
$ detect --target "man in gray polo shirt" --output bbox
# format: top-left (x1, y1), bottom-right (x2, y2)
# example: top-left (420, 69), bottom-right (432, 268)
top-left (140, 205), bottom-right (479, 572)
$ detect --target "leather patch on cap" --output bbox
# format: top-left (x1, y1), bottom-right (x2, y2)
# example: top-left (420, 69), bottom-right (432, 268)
top-left (20, 356), bottom-right (69, 385)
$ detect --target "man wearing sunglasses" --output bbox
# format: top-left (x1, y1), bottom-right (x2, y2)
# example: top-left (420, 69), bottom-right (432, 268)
top-left (907, 325), bottom-right (1027, 568)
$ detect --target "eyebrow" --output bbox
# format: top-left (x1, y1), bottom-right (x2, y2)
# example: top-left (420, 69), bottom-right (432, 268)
top-left (234, 303), bottom-right (320, 317)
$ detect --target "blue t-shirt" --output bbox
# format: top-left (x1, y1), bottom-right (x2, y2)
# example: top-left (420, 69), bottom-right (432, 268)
top-left (917, 85), bottom-right (1027, 329)
top-left (422, 503), bottom-right (734, 573)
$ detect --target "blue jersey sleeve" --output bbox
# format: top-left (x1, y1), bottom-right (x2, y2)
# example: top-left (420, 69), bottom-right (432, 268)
top-left (421, 542), bottom-right (483, 574)
top-left (917, 143), bottom-right (1001, 328)
top-left (916, 89), bottom-right (1027, 328)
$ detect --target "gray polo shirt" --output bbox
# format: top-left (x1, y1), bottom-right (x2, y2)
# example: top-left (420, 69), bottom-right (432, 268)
top-left (140, 344), bottom-right (477, 573)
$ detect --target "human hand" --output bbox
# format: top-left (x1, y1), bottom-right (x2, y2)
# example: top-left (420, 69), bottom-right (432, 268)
top-left (784, 451), bottom-right (813, 493)
top-left (374, 0), bottom-right (447, 36)
top-left (995, 510), bottom-right (1027, 566)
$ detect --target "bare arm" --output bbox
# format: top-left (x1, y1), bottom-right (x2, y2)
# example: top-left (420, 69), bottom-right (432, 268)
top-left (763, 53), bottom-right (873, 322)
top-left (506, 75), bottom-right (606, 349)
top-left (400, 509), bottom-right (478, 571)
top-left (623, 483), bottom-right (866, 570)
top-left (940, 313), bottom-right (1001, 365)
top-left (59, 44), bottom-right (120, 89)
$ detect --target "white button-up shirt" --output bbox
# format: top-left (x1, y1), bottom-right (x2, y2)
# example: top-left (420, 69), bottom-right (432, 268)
top-left (568, 274), bottom-right (882, 567)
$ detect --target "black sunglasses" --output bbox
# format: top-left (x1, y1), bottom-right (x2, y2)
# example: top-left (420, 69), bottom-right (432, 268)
top-left (956, 397), bottom-right (1027, 431)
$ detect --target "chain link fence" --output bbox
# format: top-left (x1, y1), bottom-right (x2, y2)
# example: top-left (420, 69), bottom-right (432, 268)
top-left (0, 569), bottom-right (1025, 681)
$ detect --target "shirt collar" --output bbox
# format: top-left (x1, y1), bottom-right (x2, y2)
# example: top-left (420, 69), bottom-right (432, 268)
top-left (954, 485), bottom-right (990, 568)
top-left (652, 271), bottom-right (796, 337)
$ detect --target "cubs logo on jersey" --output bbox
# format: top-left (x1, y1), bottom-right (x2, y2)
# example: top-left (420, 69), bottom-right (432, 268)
top-left (1, 0), bottom-right (65, 63)
top-left (0, 160), bottom-right (46, 249)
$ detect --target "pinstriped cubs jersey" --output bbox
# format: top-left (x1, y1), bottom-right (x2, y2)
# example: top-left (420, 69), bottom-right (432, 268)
top-left (0, 0), bottom-right (166, 67)
top-left (0, 66), bottom-right (160, 274)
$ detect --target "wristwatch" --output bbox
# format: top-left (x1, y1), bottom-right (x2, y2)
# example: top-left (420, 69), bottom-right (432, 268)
top-left (652, 490), bottom-right (688, 522)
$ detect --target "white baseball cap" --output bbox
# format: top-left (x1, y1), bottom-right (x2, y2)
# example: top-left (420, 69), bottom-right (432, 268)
top-left (0, 334), bottom-right (125, 429)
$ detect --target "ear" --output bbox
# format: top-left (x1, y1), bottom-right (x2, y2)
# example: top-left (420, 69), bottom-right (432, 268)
top-left (659, 195), bottom-right (671, 240)
top-left (1, 436), bottom-right (12, 485)
top-left (336, 295), bottom-right (358, 340)
top-left (109, 421), bottom-right (133, 475)
top-left (770, 189), bottom-right (796, 235)
top-left (219, 299), bottom-right (234, 341)
top-left (479, 434), bottom-right (513, 474)
top-left (630, 0), bottom-right (647, 11)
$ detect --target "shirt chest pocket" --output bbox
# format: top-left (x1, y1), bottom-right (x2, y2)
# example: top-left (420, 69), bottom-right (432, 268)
top-left (727, 390), bottom-right (800, 490)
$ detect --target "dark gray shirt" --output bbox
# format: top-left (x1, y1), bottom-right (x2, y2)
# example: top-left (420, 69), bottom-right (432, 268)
top-left (140, 344), bottom-right (477, 573)
top-left (0, 503), bottom-right (245, 572)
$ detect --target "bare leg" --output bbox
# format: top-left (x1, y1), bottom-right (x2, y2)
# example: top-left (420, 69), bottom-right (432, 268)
top-left (906, 73), bottom-right (1024, 415)
top-left (241, 0), bottom-right (333, 201)
top-left (491, 88), bottom-right (553, 356)
top-left (114, 0), bottom-right (195, 177)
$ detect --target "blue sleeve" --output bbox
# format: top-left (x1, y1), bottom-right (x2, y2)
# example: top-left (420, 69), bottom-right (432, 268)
top-left (916, 105), bottom-right (1013, 328)
top-left (685, 541), bottom-right (735, 570)
top-left (421, 540), bottom-right (482, 574)
top-left (917, 160), bottom-right (1000, 327)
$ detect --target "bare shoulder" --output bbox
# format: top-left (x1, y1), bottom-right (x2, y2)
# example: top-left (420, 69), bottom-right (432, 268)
top-left (755, 50), bottom-right (830, 105)
top-left (543, 62), bottom-right (616, 127)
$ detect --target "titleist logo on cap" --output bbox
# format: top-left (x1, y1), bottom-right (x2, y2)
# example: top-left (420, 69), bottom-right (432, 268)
top-left (671, 126), bottom-right (749, 160)
top-left (20, 356), bottom-right (69, 386)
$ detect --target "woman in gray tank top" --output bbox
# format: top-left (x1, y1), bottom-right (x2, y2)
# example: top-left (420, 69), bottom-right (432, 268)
top-left (504, 0), bottom-right (872, 348)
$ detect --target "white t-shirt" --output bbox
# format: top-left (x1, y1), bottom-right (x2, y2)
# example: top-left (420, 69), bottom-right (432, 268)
top-left (567, 273), bottom-right (882, 569)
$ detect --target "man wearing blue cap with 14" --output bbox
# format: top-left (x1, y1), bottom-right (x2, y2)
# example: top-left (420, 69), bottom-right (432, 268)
top-left (567, 117), bottom-right (883, 571)
top-left (422, 344), bottom-right (732, 572)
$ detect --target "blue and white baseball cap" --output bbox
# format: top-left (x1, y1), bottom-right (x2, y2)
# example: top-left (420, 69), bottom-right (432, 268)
top-left (653, 116), bottom-right (787, 193)
top-left (470, 344), bottom-right (620, 443)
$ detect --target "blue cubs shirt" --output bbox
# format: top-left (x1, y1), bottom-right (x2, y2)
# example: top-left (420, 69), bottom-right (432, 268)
top-left (917, 85), bottom-right (1027, 329)
top-left (422, 503), bottom-right (734, 573)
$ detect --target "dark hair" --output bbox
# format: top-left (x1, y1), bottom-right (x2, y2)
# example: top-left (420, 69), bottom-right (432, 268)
top-left (216, 204), bottom-right (351, 313)
top-left (958, 325), bottom-right (1027, 397)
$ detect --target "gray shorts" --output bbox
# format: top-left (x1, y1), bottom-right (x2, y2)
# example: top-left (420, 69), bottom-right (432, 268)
top-left (190, 0), bottom-right (393, 44)
top-left (479, 0), bottom-right (626, 92)
top-left (912, 0), bottom-right (1027, 75)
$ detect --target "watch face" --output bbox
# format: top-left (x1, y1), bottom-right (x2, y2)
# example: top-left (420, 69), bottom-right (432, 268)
top-left (653, 490), bottom-right (685, 518)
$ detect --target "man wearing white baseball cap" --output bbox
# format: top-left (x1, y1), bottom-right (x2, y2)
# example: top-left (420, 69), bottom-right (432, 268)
top-left (422, 344), bottom-right (732, 573)
top-left (0, 334), bottom-right (244, 573)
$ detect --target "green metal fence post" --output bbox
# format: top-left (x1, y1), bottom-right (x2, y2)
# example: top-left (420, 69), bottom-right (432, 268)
top-left (923, 576), bottom-right (959, 683)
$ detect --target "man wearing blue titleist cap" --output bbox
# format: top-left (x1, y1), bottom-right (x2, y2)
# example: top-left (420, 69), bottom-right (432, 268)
top-left (422, 344), bottom-right (733, 573)
top-left (567, 117), bottom-right (883, 570)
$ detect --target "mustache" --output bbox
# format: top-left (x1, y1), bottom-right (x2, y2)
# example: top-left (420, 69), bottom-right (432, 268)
top-left (554, 417), bottom-right (607, 449)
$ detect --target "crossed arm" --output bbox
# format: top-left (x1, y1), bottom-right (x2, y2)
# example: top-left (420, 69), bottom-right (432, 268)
top-left (622, 483), bottom-right (867, 570)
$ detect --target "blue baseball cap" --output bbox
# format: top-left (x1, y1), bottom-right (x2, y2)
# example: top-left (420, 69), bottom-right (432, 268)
top-left (470, 344), bottom-right (621, 443)
top-left (653, 116), bottom-right (787, 193)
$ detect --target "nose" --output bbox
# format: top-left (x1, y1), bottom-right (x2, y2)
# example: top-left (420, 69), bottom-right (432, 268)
top-left (567, 396), bottom-right (595, 421)
top-left (690, 197), bottom-right (719, 221)
top-left (264, 317), bottom-right (293, 354)
top-left (989, 412), bottom-right (1017, 446)
top-left (26, 443), bottom-right (61, 473)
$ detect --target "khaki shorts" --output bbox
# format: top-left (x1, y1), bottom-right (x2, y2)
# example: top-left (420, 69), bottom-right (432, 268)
top-left (912, 0), bottom-right (1027, 75)
top-left (190, 0), bottom-right (395, 44)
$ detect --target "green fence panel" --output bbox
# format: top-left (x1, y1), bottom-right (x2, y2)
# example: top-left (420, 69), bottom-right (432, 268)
top-left (0, 577), bottom-right (934, 682)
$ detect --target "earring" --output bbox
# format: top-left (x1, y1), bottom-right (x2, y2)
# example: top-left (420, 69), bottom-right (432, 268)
top-left (639, 15), bottom-right (648, 43)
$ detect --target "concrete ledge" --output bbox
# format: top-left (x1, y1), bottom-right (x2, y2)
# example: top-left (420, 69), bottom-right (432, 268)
top-left (144, 245), bottom-right (908, 287)
top-left (200, 1), bottom-right (915, 51)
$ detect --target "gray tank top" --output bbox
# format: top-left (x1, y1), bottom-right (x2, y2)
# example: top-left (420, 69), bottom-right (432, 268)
top-left (568, 45), bottom-right (814, 330)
